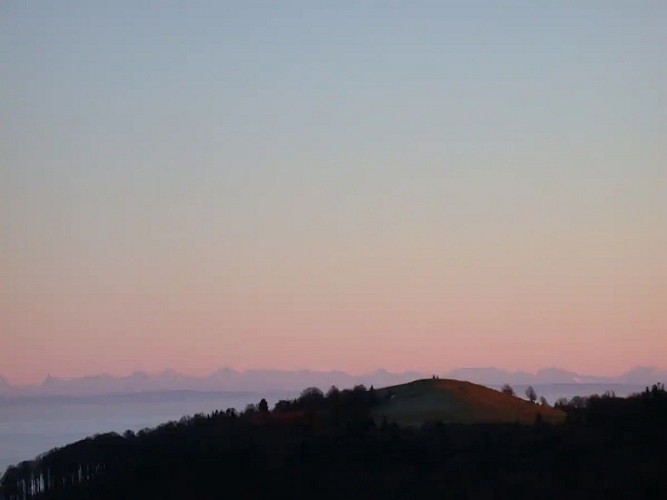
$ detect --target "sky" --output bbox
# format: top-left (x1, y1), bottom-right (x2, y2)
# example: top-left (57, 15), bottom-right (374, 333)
top-left (2, 1), bottom-right (666, 384)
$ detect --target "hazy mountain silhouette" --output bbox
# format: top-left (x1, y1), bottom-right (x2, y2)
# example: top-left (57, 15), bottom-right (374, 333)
top-left (445, 366), bottom-right (615, 385)
top-left (0, 369), bottom-right (423, 397)
top-left (1, 366), bottom-right (665, 398)
top-left (616, 366), bottom-right (667, 384)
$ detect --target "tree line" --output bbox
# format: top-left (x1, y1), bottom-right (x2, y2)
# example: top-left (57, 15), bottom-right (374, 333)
top-left (1, 383), bottom-right (665, 499)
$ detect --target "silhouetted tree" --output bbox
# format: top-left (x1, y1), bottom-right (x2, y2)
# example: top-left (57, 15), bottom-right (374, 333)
top-left (539, 396), bottom-right (548, 406)
top-left (554, 397), bottom-right (569, 409)
top-left (326, 385), bottom-right (340, 398)
top-left (300, 387), bottom-right (324, 400)
top-left (258, 398), bottom-right (269, 414)
top-left (569, 395), bottom-right (587, 409)
top-left (244, 403), bottom-right (258, 415)
top-left (501, 383), bottom-right (515, 396)
top-left (525, 385), bottom-right (537, 403)
top-left (299, 387), bottom-right (325, 413)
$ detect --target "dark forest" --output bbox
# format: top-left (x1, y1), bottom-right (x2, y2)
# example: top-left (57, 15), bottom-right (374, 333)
top-left (2, 383), bottom-right (666, 499)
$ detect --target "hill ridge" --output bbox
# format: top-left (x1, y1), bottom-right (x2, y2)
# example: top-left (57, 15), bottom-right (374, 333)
top-left (374, 378), bottom-right (565, 425)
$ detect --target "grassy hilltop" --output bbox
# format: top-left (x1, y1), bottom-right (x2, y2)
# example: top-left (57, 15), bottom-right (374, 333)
top-left (374, 378), bottom-right (566, 426)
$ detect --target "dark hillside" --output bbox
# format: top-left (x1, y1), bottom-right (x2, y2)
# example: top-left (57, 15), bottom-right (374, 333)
top-left (1, 382), bottom-right (666, 499)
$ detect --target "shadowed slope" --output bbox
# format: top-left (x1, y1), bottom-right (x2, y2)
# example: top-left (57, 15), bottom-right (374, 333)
top-left (374, 379), bottom-right (566, 425)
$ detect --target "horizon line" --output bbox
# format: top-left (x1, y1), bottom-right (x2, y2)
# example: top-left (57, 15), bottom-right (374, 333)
top-left (3, 364), bottom-right (667, 387)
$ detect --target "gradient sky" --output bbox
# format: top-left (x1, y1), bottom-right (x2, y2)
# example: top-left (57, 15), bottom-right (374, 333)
top-left (2, 1), bottom-right (666, 384)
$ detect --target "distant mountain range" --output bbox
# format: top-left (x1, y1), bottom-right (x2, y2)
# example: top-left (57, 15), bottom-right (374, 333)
top-left (1, 367), bottom-right (665, 398)
top-left (445, 366), bottom-right (667, 385)
top-left (0, 369), bottom-right (421, 397)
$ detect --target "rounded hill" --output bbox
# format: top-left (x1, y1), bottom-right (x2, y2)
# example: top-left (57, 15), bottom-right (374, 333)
top-left (373, 378), bottom-right (565, 425)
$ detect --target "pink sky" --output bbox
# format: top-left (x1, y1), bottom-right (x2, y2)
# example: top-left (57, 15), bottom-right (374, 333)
top-left (4, 207), bottom-right (666, 384)
top-left (2, 3), bottom-right (666, 385)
